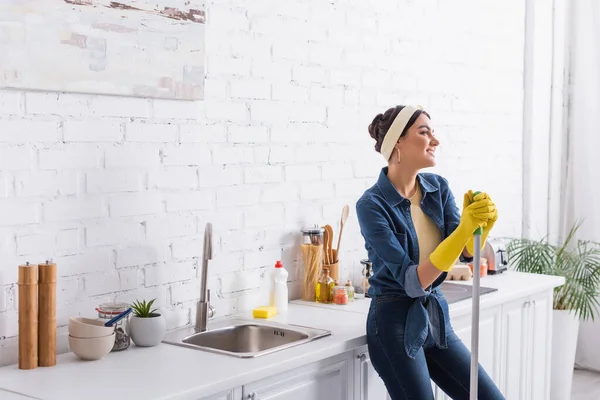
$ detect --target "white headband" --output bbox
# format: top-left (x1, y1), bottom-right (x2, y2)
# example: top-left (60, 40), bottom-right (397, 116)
top-left (380, 105), bottom-right (423, 161)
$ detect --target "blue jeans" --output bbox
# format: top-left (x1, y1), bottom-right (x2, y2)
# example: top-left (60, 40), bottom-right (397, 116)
top-left (367, 295), bottom-right (505, 400)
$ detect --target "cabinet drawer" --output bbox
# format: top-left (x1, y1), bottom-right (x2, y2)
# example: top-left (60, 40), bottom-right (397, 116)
top-left (242, 352), bottom-right (352, 400)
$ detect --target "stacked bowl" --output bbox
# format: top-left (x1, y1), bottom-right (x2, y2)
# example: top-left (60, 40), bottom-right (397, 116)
top-left (68, 317), bottom-right (115, 361)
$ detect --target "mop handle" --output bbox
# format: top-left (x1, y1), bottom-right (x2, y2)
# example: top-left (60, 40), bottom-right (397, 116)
top-left (470, 191), bottom-right (483, 400)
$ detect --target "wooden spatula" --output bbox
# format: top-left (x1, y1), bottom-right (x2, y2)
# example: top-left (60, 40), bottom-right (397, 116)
top-left (336, 205), bottom-right (350, 257)
top-left (325, 224), bottom-right (334, 265)
top-left (322, 226), bottom-right (330, 265)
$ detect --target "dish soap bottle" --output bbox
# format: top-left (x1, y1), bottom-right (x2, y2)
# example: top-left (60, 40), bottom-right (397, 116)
top-left (269, 260), bottom-right (289, 314)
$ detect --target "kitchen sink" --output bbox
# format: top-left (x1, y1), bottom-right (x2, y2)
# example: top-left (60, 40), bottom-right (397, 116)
top-left (440, 281), bottom-right (498, 304)
top-left (162, 318), bottom-right (331, 358)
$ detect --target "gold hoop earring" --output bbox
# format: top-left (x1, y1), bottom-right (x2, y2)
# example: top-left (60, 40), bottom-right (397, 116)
top-left (396, 148), bottom-right (401, 164)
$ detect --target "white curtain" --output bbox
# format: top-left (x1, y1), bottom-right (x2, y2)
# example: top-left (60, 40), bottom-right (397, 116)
top-left (564, 0), bottom-right (600, 373)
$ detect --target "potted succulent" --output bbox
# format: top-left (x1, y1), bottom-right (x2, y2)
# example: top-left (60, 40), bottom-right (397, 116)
top-left (506, 220), bottom-right (600, 400)
top-left (129, 298), bottom-right (166, 347)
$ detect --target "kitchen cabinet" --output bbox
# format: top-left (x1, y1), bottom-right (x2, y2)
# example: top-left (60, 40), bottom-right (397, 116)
top-left (500, 296), bottom-right (530, 399)
top-left (433, 304), bottom-right (503, 400)
top-left (266, 289), bottom-right (554, 400)
top-left (527, 291), bottom-right (552, 400)
top-left (241, 351), bottom-right (352, 400)
top-left (353, 346), bottom-right (390, 400)
top-left (431, 289), bottom-right (553, 400)
top-left (499, 290), bottom-right (552, 400)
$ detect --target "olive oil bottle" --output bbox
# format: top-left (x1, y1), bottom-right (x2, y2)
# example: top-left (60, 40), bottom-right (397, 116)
top-left (315, 267), bottom-right (335, 303)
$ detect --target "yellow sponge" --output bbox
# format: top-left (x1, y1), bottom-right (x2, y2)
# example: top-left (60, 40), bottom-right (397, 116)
top-left (252, 305), bottom-right (277, 319)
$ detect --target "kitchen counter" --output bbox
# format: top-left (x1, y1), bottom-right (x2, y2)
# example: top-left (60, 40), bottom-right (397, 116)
top-left (0, 271), bottom-right (564, 400)
top-left (292, 269), bottom-right (564, 317)
top-left (0, 389), bottom-right (37, 399)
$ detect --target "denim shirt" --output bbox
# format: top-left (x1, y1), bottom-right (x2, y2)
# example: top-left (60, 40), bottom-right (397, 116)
top-left (356, 167), bottom-right (464, 358)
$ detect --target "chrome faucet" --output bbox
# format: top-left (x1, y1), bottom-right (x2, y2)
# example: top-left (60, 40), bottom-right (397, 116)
top-left (195, 222), bottom-right (215, 332)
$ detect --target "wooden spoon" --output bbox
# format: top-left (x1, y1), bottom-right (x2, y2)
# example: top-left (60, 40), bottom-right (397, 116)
top-left (336, 205), bottom-right (350, 255)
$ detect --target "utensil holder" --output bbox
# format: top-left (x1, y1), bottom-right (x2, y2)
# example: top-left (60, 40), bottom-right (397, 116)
top-left (323, 261), bottom-right (339, 284)
top-left (18, 263), bottom-right (38, 370)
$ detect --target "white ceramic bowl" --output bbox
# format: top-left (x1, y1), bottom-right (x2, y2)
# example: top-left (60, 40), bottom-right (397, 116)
top-left (68, 333), bottom-right (115, 361)
top-left (69, 317), bottom-right (115, 339)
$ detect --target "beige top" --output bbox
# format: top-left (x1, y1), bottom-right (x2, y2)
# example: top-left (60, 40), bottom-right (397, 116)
top-left (408, 183), bottom-right (442, 263)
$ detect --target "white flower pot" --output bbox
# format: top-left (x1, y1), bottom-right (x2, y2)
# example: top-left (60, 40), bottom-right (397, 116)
top-left (130, 314), bottom-right (166, 347)
top-left (550, 309), bottom-right (580, 400)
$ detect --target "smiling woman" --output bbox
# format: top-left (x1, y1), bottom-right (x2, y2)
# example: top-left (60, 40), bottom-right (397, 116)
top-left (356, 104), bottom-right (503, 399)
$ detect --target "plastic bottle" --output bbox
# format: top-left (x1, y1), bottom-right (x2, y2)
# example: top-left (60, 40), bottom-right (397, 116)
top-left (269, 260), bottom-right (289, 314)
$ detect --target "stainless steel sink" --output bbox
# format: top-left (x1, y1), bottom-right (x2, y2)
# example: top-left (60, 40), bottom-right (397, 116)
top-left (162, 317), bottom-right (331, 358)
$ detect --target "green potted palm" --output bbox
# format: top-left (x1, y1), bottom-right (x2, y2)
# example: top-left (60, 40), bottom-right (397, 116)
top-left (129, 299), bottom-right (166, 347)
top-left (506, 220), bottom-right (600, 400)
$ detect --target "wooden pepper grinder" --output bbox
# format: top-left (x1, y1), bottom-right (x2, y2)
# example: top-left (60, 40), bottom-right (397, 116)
top-left (38, 261), bottom-right (57, 367)
top-left (18, 262), bottom-right (38, 370)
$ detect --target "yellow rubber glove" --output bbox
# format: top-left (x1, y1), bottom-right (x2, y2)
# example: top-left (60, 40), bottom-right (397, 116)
top-left (463, 191), bottom-right (498, 255)
top-left (429, 195), bottom-right (495, 272)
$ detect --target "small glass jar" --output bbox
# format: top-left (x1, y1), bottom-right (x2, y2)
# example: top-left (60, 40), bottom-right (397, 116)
top-left (96, 302), bottom-right (131, 351)
top-left (332, 286), bottom-right (349, 305)
top-left (469, 257), bottom-right (488, 277)
top-left (345, 280), bottom-right (355, 302)
top-left (301, 225), bottom-right (324, 246)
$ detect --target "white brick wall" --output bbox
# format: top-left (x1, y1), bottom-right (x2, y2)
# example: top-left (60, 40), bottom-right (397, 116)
top-left (0, 0), bottom-right (526, 365)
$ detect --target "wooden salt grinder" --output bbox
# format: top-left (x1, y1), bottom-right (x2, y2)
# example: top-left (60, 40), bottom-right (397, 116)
top-left (18, 263), bottom-right (38, 370)
top-left (38, 261), bottom-right (57, 367)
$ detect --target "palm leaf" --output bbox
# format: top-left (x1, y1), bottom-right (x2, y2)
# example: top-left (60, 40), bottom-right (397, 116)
top-left (506, 220), bottom-right (600, 321)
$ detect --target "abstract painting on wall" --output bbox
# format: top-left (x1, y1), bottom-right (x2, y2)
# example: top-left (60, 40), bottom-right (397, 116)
top-left (0, 0), bottom-right (205, 100)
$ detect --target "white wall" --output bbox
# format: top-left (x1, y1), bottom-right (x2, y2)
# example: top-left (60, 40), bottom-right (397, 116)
top-left (0, 0), bottom-right (526, 365)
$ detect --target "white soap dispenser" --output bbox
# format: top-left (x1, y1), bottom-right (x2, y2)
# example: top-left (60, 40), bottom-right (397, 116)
top-left (269, 260), bottom-right (289, 314)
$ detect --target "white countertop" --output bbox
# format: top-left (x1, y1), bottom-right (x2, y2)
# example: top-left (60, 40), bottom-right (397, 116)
top-left (293, 270), bottom-right (564, 317)
top-left (0, 271), bottom-right (564, 400)
top-left (0, 389), bottom-right (37, 399)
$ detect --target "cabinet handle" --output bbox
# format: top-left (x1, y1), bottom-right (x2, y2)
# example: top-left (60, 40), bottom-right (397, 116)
top-left (247, 393), bottom-right (258, 400)
top-left (357, 353), bottom-right (367, 362)
top-left (523, 300), bottom-right (530, 308)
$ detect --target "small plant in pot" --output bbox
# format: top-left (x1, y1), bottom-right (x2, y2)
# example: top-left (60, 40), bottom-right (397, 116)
top-left (129, 299), bottom-right (166, 347)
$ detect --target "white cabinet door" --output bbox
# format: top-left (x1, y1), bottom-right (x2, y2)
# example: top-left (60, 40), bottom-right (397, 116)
top-left (452, 305), bottom-right (502, 384)
top-left (498, 290), bottom-right (554, 400)
top-left (526, 290), bottom-right (553, 400)
top-left (499, 297), bottom-right (530, 399)
top-left (433, 305), bottom-right (502, 400)
top-left (242, 352), bottom-right (352, 400)
top-left (354, 345), bottom-right (390, 400)
top-left (199, 388), bottom-right (242, 400)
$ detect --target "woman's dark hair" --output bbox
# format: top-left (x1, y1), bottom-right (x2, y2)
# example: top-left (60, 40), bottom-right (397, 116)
top-left (368, 105), bottom-right (431, 153)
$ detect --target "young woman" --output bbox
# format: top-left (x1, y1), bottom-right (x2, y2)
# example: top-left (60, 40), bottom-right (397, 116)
top-left (356, 105), bottom-right (505, 399)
